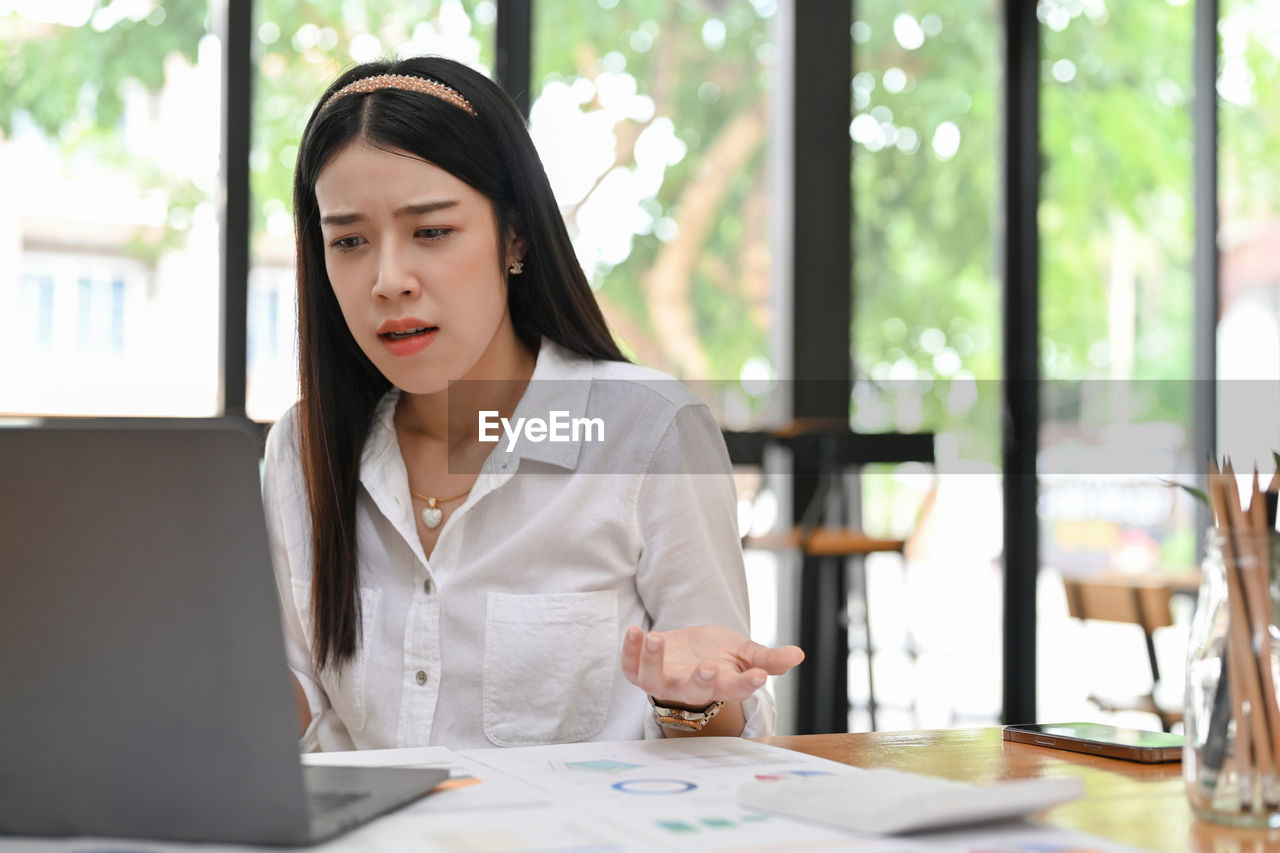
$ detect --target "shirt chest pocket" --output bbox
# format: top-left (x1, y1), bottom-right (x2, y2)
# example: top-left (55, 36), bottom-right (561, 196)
top-left (482, 590), bottom-right (618, 746)
top-left (291, 580), bottom-right (382, 734)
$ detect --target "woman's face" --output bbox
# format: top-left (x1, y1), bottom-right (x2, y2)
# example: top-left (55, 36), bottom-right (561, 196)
top-left (314, 142), bottom-right (523, 395)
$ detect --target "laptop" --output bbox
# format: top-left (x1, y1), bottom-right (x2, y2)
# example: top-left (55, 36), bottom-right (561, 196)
top-left (0, 420), bottom-right (447, 845)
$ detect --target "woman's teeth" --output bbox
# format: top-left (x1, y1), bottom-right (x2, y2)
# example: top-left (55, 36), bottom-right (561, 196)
top-left (385, 327), bottom-right (433, 339)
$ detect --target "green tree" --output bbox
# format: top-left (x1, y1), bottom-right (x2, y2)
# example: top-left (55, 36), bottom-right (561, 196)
top-left (851, 1), bottom-right (1200, 466)
top-left (1, 0), bottom-right (773, 394)
top-left (529, 0), bottom-right (774, 385)
top-left (851, 2), bottom-right (1003, 460)
top-left (6, 0), bottom-right (1275, 435)
top-left (0, 1), bottom-right (208, 260)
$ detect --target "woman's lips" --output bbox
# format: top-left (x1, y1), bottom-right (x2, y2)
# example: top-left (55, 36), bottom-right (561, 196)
top-left (378, 325), bottom-right (438, 357)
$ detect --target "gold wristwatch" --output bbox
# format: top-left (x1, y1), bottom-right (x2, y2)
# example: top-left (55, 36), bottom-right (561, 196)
top-left (649, 696), bottom-right (726, 731)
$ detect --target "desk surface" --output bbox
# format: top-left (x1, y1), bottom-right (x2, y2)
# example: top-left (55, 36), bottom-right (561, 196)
top-left (760, 727), bottom-right (1280, 852)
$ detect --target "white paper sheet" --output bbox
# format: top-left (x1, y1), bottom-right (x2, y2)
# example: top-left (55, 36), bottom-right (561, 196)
top-left (0, 739), bottom-right (1156, 853)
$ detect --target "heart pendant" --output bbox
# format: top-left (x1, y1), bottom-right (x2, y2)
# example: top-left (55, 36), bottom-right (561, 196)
top-left (421, 506), bottom-right (444, 529)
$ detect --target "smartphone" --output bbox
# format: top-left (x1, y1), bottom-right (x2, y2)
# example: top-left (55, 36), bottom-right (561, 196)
top-left (1002, 722), bottom-right (1183, 763)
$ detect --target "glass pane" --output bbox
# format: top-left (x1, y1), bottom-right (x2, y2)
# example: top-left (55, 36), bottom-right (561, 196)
top-left (1036, 0), bottom-right (1195, 727)
top-left (1218, 1), bottom-right (1280, 466)
top-left (530, 0), bottom-right (783, 724)
top-left (247, 0), bottom-right (497, 421)
top-left (529, 0), bottom-right (777, 422)
top-left (851, 2), bottom-right (1003, 731)
top-left (0, 1), bottom-right (220, 416)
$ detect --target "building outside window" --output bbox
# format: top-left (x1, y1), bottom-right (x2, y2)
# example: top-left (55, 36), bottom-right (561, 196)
top-left (0, 0), bottom-right (221, 416)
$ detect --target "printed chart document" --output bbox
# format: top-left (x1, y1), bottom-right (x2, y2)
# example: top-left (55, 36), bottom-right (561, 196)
top-left (0, 738), bottom-right (1153, 853)
top-left (454, 737), bottom-right (1148, 853)
top-left (458, 736), bottom-right (873, 849)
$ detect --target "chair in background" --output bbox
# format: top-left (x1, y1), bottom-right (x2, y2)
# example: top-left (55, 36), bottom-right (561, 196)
top-left (1061, 577), bottom-right (1183, 732)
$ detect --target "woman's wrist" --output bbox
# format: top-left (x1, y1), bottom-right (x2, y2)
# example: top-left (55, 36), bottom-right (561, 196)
top-left (657, 700), bottom-right (746, 738)
top-left (649, 696), bottom-right (726, 731)
top-left (650, 696), bottom-right (721, 713)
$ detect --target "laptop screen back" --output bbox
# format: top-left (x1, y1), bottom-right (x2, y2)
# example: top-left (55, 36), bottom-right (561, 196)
top-left (0, 422), bottom-right (312, 843)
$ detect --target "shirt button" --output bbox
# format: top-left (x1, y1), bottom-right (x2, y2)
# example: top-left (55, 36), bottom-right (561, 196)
top-left (415, 670), bottom-right (428, 686)
top-left (423, 578), bottom-right (433, 595)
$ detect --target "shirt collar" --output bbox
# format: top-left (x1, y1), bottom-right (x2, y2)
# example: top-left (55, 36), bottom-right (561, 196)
top-left (362, 337), bottom-right (595, 474)
top-left (501, 338), bottom-right (594, 470)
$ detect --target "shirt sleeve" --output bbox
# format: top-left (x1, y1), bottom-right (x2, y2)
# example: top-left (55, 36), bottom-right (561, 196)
top-left (262, 408), bottom-right (333, 752)
top-left (632, 402), bottom-right (776, 739)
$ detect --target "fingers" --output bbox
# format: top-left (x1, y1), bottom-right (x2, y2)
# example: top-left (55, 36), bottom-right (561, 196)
top-left (638, 632), bottom-right (682, 700)
top-left (620, 625), bottom-right (642, 682)
top-left (622, 627), bottom-right (684, 698)
top-left (628, 630), bottom-right (719, 706)
top-left (715, 667), bottom-right (768, 702)
top-left (620, 627), bottom-right (804, 705)
top-left (632, 631), bottom-right (766, 705)
top-left (742, 641), bottom-right (806, 675)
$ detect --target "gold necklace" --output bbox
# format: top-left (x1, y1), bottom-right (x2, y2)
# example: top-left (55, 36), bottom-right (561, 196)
top-left (409, 487), bottom-right (471, 530)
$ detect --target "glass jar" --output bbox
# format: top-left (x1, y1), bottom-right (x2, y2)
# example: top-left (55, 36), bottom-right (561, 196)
top-left (1185, 528), bottom-right (1280, 827)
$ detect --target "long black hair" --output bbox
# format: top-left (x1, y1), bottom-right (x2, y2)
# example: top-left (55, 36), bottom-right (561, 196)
top-left (292, 56), bottom-right (625, 670)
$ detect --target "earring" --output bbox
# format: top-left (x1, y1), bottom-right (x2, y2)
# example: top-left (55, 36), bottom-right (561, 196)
top-left (508, 259), bottom-right (524, 275)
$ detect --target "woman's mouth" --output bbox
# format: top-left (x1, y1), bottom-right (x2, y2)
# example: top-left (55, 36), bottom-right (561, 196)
top-left (378, 325), bottom-right (438, 357)
top-left (383, 326), bottom-right (435, 340)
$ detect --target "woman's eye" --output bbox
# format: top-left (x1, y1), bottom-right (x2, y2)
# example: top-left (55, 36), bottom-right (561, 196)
top-left (416, 227), bottom-right (451, 241)
top-left (329, 235), bottom-right (364, 252)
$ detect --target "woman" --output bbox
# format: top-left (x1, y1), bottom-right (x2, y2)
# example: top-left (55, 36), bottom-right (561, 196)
top-left (264, 55), bottom-right (803, 751)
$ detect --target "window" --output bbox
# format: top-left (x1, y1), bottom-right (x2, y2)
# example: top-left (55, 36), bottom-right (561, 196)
top-left (529, 1), bottom-right (785, 701)
top-left (9, 252), bottom-right (153, 414)
top-left (18, 274), bottom-right (55, 354)
top-left (246, 0), bottom-right (497, 420)
top-left (7, 0), bottom-right (1278, 732)
top-left (1218, 0), bottom-right (1280, 464)
top-left (851, 3), bottom-right (1003, 729)
top-left (0, 1), bottom-right (221, 416)
top-left (531, 0), bottom-right (778, 424)
top-left (1034, 0), bottom-right (1197, 723)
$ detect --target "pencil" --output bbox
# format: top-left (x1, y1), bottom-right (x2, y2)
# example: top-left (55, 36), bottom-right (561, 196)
top-left (1198, 661), bottom-right (1232, 798)
top-left (1225, 461), bottom-right (1277, 807)
top-left (1266, 466), bottom-right (1278, 532)
top-left (1241, 469), bottom-right (1280, 807)
top-left (1209, 461), bottom-right (1260, 809)
top-left (1196, 456), bottom-right (1233, 801)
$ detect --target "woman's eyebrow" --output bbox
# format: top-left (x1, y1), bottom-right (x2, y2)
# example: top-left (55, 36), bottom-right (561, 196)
top-left (320, 200), bottom-right (460, 227)
top-left (394, 200), bottom-right (459, 218)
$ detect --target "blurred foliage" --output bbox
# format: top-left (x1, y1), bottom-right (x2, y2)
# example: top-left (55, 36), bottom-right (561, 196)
top-left (1220, 1), bottom-right (1280, 213)
top-left (850, 3), bottom-right (1002, 463)
top-left (0, 1), bottom-right (204, 140)
top-left (0, 0), bottom-right (208, 263)
top-left (850, 1), bottom-right (1204, 468)
top-left (249, 0), bottom-right (496, 243)
top-left (1039, 1), bottom-right (1193, 394)
top-left (2, 0), bottom-right (1278, 452)
top-left (531, 0), bottom-right (773, 387)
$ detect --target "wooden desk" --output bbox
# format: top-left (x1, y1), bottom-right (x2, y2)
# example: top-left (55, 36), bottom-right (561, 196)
top-left (758, 727), bottom-right (1280, 852)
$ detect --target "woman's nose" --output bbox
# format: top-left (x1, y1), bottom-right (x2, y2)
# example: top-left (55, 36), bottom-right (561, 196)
top-left (371, 245), bottom-right (420, 299)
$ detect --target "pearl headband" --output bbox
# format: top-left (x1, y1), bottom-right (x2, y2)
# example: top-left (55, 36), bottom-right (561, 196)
top-left (322, 73), bottom-right (477, 116)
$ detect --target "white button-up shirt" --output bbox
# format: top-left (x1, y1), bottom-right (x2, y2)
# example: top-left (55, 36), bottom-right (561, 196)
top-left (263, 340), bottom-right (772, 750)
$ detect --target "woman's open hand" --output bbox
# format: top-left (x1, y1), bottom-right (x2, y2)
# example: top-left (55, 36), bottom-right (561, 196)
top-left (619, 625), bottom-right (804, 708)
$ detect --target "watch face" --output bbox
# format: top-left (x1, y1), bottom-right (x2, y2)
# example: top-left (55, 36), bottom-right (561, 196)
top-left (651, 699), bottom-right (725, 731)
top-left (654, 713), bottom-right (703, 731)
